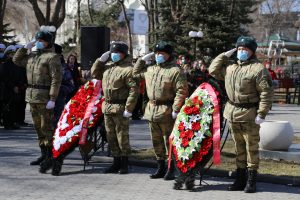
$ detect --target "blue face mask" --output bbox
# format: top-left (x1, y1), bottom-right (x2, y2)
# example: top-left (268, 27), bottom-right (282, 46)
top-left (237, 50), bottom-right (249, 61)
top-left (155, 54), bottom-right (166, 64)
top-left (36, 41), bottom-right (45, 50)
top-left (111, 53), bottom-right (121, 62)
top-left (0, 53), bottom-right (4, 58)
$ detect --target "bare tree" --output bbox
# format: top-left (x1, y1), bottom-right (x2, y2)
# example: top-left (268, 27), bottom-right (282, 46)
top-left (139, 0), bottom-right (151, 43)
top-left (76, 0), bottom-right (81, 45)
top-left (0, 0), bottom-right (7, 42)
top-left (87, 0), bottom-right (93, 23)
top-left (258, 0), bottom-right (300, 39)
top-left (139, 0), bottom-right (159, 45)
top-left (118, 0), bottom-right (133, 54)
top-left (27, 0), bottom-right (66, 40)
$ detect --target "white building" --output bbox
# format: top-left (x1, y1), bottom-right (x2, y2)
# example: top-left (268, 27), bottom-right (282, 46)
top-left (56, 0), bottom-right (149, 57)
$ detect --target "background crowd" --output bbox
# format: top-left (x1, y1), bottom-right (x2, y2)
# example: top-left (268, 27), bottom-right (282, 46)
top-left (0, 42), bottom-right (214, 130)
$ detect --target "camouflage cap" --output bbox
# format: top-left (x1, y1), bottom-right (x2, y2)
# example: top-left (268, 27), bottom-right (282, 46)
top-left (110, 41), bottom-right (129, 55)
top-left (236, 36), bottom-right (257, 53)
top-left (35, 31), bottom-right (53, 44)
top-left (154, 41), bottom-right (173, 55)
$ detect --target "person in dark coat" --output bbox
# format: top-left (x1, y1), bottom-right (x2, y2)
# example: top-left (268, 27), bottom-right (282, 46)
top-left (0, 43), bottom-right (6, 126)
top-left (66, 53), bottom-right (81, 101)
top-left (14, 44), bottom-right (28, 126)
top-left (52, 44), bottom-right (75, 128)
top-left (2, 45), bottom-right (22, 129)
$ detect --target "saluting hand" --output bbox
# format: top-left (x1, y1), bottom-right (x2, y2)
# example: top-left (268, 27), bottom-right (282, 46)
top-left (25, 39), bottom-right (36, 50)
top-left (99, 51), bottom-right (110, 62)
top-left (224, 48), bottom-right (237, 57)
top-left (142, 52), bottom-right (155, 61)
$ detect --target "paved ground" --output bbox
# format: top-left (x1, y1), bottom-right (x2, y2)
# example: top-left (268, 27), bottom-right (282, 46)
top-left (0, 126), bottom-right (299, 200)
top-left (0, 103), bottom-right (300, 200)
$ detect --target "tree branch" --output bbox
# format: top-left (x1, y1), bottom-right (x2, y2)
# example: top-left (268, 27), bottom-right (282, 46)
top-left (28, 0), bottom-right (46, 25)
top-left (57, 0), bottom-right (66, 27)
top-left (46, 0), bottom-right (50, 23)
top-left (51, 0), bottom-right (63, 24)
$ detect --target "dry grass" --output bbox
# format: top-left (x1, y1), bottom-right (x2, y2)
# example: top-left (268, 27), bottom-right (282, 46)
top-left (211, 140), bottom-right (300, 177)
top-left (131, 137), bottom-right (300, 177)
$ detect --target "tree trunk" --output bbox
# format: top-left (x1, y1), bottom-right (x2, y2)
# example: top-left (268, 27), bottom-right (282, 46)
top-left (77, 0), bottom-right (81, 45)
top-left (119, 0), bottom-right (133, 55)
top-left (87, 0), bottom-right (94, 23)
top-left (140, 0), bottom-right (152, 47)
top-left (28, 0), bottom-right (66, 42)
top-left (0, 0), bottom-right (7, 43)
top-left (153, 0), bottom-right (158, 43)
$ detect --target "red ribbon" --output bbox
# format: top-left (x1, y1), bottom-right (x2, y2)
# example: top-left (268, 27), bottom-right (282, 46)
top-left (79, 80), bottom-right (102, 145)
top-left (168, 134), bottom-right (174, 169)
top-left (200, 83), bottom-right (221, 165)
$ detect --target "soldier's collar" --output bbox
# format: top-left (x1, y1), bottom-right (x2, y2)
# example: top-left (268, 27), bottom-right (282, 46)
top-left (238, 57), bottom-right (258, 66)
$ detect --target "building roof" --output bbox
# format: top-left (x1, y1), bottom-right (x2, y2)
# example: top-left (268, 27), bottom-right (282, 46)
top-left (257, 34), bottom-right (300, 51)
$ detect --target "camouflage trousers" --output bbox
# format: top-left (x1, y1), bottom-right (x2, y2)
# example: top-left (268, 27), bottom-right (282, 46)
top-left (149, 121), bottom-right (174, 160)
top-left (30, 103), bottom-right (54, 147)
top-left (228, 122), bottom-right (260, 170)
top-left (104, 113), bottom-right (131, 157)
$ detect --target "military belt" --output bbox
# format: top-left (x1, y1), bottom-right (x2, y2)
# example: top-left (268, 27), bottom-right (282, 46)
top-left (105, 99), bottom-right (127, 104)
top-left (228, 100), bottom-right (258, 109)
top-left (27, 84), bottom-right (50, 90)
top-left (149, 99), bottom-right (174, 106)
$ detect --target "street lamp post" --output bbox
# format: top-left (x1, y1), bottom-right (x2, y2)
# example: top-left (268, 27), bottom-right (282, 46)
top-left (188, 30), bottom-right (204, 60)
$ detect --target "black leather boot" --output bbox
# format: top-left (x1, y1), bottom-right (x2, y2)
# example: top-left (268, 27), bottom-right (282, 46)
top-left (228, 168), bottom-right (247, 191)
top-left (30, 145), bottom-right (46, 165)
top-left (244, 169), bottom-right (257, 193)
top-left (51, 143), bottom-right (77, 176)
top-left (104, 157), bottom-right (121, 173)
top-left (51, 158), bottom-right (63, 176)
top-left (119, 156), bottom-right (129, 174)
top-left (150, 160), bottom-right (166, 179)
top-left (164, 159), bottom-right (175, 180)
top-left (39, 146), bottom-right (53, 173)
top-left (185, 172), bottom-right (196, 190)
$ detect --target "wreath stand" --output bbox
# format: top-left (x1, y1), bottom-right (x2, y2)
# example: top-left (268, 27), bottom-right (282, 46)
top-left (198, 119), bottom-right (229, 186)
top-left (79, 115), bottom-right (110, 170)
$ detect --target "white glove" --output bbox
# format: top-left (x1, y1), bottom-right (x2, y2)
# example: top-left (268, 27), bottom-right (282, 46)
top-left (46, 100), bottom-right (55, 109)
top-left (25, 40), bottom-right (36, 49)
top-left (123, 110), bottom-right (132, 118)
top-left (172, 111), bottom-right (178, 119)
top-left (142, 52), bottom-right (155, 61)
top-left (255, 115), bottom-right (265, 125)
top-left (224, 48), bottom-right (237, 57)
top-left (99, 51), bottom-right (110, 62)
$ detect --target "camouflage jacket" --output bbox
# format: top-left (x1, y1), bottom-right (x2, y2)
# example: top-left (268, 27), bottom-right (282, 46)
top-left (133, 58), bottom-right (188, 122)
top-left (91, 56), bottom-right (138, 114)
top-left (209, 53), bottom-right (273, 122)
top-left (13, 48), bottom-right (62, 104)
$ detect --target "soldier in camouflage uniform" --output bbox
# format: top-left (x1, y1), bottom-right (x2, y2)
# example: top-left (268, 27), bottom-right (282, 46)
top-left (209, 36), bottom-right (273, 193)
top-left (13, 31), bottom-right (62, 174)
top-left (91, 42), bottom-right (138, 174)
top-left (133, 41), bottom-right (188, 180)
